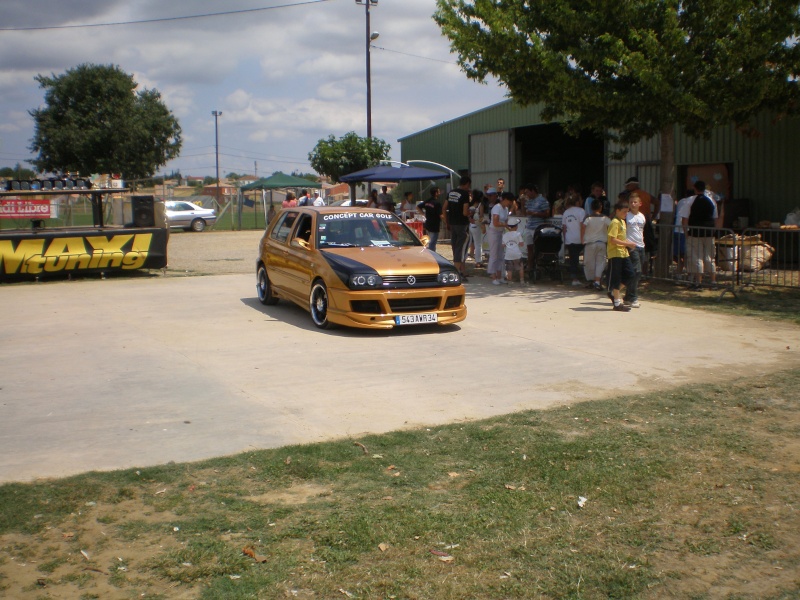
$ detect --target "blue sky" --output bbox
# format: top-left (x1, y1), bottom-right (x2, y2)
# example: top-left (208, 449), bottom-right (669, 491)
top-left (0, 0), bottom-right (507, 179)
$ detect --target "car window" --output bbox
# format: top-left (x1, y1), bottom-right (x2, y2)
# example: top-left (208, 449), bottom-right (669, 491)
top-left (171, 202), bottom-right (191, 211)
top-left (317, 213), bottom-right (422, 248)
top-left (270, 211), bottom-right (298, 243)
top-left (293, 214), bottom-right (313, 245)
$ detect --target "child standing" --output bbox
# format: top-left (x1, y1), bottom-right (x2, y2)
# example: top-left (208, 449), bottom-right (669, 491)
top-left (607, 197), bottom-right (638, 312)
top-left (561, 195), bottom-right (586, 286)
top-left (502, 217), bottom-right (525, 284)
top-left (581, 198), bottom-right (610, 290)
top-left (624, 193), bottom-right (646, 308)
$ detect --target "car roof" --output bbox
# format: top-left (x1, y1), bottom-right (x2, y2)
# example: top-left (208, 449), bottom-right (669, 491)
top-left (290, 207), bottom-right (391, 215)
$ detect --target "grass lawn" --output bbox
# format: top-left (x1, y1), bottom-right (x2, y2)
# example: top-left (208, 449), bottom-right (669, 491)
top-left (1, 369), bottom-right (798, 599)
top-left (642, 280), bottom-right (800, 326)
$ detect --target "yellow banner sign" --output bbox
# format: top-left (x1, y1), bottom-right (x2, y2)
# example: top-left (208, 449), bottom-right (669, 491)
top-left (0, 231), bottom-right (166, 277)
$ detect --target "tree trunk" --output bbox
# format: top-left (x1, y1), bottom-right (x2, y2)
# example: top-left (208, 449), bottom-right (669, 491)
top-left (655, 125), bottom-right (676, 277)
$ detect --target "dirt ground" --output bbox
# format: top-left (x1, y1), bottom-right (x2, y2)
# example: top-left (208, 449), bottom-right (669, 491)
top-left (164, 229), bottom-right (265, 275)
top-left (0, 231), bottom-right (797, 600)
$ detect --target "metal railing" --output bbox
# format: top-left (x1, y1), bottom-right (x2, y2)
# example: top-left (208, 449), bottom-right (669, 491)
top-left (651, 223), bottom-right (799, 291)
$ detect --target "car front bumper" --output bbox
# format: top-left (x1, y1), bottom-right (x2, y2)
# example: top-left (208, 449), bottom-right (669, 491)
top-left (325, 286), bottom-right (467, 329)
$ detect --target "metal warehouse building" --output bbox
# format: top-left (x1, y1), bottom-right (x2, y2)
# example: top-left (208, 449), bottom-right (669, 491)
top-left (399, 100), bottom-right (800, 225)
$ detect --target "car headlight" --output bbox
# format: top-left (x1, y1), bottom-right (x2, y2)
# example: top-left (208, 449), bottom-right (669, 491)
top-left (438, 271), bottom-right (461, 285)
top-left (349, 274), bottom-right (383, 289)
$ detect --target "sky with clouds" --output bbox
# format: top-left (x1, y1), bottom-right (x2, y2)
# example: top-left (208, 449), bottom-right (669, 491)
top-left (0, 0), bottom-right (508, 179)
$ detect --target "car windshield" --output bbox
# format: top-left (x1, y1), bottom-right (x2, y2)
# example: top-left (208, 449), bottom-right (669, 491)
top-left (317, 213), bottom-right (422, 248)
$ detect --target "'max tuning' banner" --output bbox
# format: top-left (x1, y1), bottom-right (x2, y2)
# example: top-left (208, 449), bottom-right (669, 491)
top-left (0, 228), bottom-right (168, 280)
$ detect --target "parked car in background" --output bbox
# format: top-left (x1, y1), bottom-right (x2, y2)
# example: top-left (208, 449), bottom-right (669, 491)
top-left (256, 207), bottom-right (466, 329)
top-left (330, 199), bottom-right (369, 207)
top-left (165, 201), bottom-right (217, 232)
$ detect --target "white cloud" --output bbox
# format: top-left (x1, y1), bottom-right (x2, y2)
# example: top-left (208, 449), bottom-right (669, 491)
top-left (0, 0), bottom-right (507, 175)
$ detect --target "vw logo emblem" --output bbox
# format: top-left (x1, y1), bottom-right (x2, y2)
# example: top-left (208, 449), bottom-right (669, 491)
top-left (407, 276), bottom-right (416, 286)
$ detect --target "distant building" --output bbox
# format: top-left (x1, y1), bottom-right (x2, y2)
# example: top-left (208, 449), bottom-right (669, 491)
top-left (202, 184), bottom-right (237, 203)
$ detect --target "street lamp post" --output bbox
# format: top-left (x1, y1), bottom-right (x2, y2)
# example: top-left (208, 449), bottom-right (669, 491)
top-left (212, 110), bottom-right (222, 211)
top-left (356, 0), bottom-right (378, 138)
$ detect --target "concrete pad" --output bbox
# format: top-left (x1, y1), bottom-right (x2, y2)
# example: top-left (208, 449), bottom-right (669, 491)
top-left (0, 274), bottom-right (797, 483)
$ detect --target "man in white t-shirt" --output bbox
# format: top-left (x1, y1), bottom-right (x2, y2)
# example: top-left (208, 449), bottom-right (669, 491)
top-left (312, 191), bottom-right (325, 206)
top-left (562, 198), bottom-right (586, 286)
top-left (673, 191), bottom-right (695, 274)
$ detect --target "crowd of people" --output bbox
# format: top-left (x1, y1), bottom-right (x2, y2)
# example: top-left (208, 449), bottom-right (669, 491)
top-left (399, 174), bottom-right (723, 312)
top-left (276, 175), bottom-right (723, 312)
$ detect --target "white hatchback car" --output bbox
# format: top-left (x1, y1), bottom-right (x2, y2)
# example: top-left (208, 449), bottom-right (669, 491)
top-left (165, 201), bottom-right (217, 232)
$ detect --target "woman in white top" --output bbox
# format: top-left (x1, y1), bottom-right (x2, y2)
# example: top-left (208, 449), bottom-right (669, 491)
top-left (399, 191), bottom-right (417, 219)
top-left (487, 191), bottom-right (512, 283)
top-left (467, 190), bottom-right (486, 267)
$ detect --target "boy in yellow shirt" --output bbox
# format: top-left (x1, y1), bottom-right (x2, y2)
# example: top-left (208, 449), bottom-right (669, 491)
top-left (607, 197), bottom-right (638, 312)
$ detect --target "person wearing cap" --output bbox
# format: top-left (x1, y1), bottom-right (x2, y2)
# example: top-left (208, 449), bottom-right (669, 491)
top-left (312, 190), bottom-right (325, 206)
top-left (623, 177), bottom-right (653, 220)
top-left (487, 191), bottom-right (514, 284)
top-left (502, 216), bottom-right (525, 284)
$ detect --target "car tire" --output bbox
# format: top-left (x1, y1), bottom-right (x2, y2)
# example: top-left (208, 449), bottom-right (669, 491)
top-left (190, 218), bottom-right (206, 232)
top-left (256, 265), bottom-right (279, 305)
top-left (309, 280), bottom-right (331, 329)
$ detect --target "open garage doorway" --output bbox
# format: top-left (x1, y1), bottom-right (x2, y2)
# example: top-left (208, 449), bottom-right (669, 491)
top-left (515, 123), bottom-right (605, 199)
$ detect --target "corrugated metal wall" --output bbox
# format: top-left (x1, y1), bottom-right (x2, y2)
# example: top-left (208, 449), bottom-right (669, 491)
top-left (674, 112), bottom-right (800, 223)
top-left (470, 130), bottom-right (511, 189)
top-left (401, 102), bottom-right (799, 224)
top-left (607, 114), bottom-right (800, 222)
top-left (607, 136), bottom-right (660, 200)
top-left (400, 100), bottom-right (543, 173)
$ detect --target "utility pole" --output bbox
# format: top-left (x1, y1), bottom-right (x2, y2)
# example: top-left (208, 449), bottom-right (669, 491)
top-left (212, 110), bottom-right (222, 212)
top-left (356, 0), bottom-right (379, 139)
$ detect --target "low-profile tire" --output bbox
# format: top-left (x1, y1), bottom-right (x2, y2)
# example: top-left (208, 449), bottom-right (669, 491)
top-left (190, 218), bottom-right (206, 232)
top-left (309, 281), bottom-right (331, 329)
top-left (256, 265), bottom-right (278, 305)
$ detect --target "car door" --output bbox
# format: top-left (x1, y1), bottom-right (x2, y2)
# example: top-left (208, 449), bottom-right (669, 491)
top-left (264, 211), bottom-right (298, 292)
top-left (282, 212), bottom-right (317, 301)
top-left (167, 202), bottom-right (192, 227)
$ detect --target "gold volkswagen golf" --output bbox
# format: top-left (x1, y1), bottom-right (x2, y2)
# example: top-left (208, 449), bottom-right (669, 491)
top-left (256, 207), bottom-right (466, 329)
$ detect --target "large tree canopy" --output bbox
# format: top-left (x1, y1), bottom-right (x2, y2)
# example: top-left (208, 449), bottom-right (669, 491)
top-left (435, 0), bottom-right (800, 194)
top-left (29, 63), bottom-right (182, 181)
top-left (308, 132), bottom-right (391, 183)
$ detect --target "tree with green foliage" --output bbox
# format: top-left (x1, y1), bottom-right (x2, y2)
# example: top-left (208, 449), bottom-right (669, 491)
top-left (0, 164), bottom-right (36, 179)
top-left (308, 132), bottom-right (391, 183)
top-left (434, 0), bottom-right (800, 197)
top-left (291, 171), bottom-right (321, 183)
top-left (29, 63), bottom-right (182, 181)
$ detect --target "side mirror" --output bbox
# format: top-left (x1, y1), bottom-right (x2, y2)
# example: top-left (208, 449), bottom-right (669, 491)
top-left (419, 234), bottom-right (430, 248)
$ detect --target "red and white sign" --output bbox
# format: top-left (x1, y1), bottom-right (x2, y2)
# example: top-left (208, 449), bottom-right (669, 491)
top-left (0, 199), bottom-right (52, 219)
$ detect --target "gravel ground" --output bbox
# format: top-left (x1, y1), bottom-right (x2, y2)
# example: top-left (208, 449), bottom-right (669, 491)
top-left (165, 229), bottom-right (456, 276)
top-left (165, 229), bottom-right (265, 276)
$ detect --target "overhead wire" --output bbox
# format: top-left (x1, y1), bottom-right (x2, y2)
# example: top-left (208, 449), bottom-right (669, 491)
top-left (0, 1), bottom-right (331, 32)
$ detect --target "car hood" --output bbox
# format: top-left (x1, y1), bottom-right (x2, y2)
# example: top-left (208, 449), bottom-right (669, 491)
top-left (320, 246), bottom-right (453, 284)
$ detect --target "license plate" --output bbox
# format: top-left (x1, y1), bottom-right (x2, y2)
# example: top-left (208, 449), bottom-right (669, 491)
top-left (395, 313), bottom-right (438, 325)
